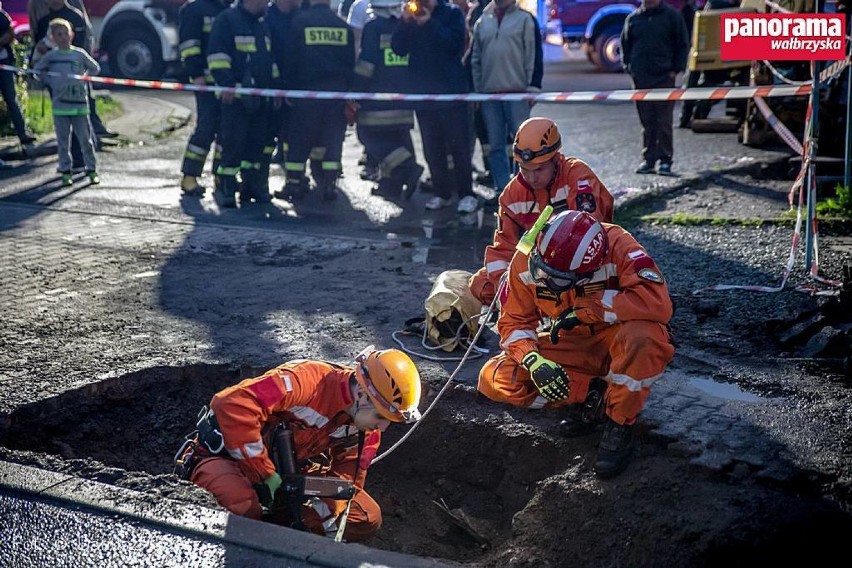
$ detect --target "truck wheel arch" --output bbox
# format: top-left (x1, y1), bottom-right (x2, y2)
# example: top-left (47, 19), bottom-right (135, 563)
top-left (101, 12), bottom-right (165, 80)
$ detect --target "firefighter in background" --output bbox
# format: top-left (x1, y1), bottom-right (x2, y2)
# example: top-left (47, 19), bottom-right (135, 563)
top-left (468, 117), bottom-right (614, 306)
top-left (478, 210), bottom-right (674, 478)
top-left (207, 0), bottom-right (281, 208)
top-left (352, 0), bottom-right (424, 200)
top-left (266, 0), bottom-right (301, 171)
top-left (176, 346), bottom-right (422, 541)
top-left (178, 0), bottom-right (231, 197)
top-left (277, 0), bottom-right (355, 202)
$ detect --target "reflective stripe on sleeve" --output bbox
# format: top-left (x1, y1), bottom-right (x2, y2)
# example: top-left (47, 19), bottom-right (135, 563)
top-left (486, 260), bottom-right (509, 274)
top-left (227, 438), bottom-right (264, 460)
top-left (501, 329), bottom-right (537, 349)
top-left (507, 201), bottom-right (536, 215)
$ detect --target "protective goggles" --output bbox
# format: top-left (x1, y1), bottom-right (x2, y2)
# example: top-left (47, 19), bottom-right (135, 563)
top-left (358, 362), bottom-right (421, 424)
top-left (513, 141), bottom-right (560, 163)
top-left (528, 250), bottom-right (592, 292)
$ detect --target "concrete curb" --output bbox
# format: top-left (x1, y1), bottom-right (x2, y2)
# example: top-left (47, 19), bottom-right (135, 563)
top-left (0, 460), bottom-right (453, 568)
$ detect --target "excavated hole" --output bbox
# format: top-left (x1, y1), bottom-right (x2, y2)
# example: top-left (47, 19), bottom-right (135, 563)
top-left (0, 364), bottom-right (577, 564)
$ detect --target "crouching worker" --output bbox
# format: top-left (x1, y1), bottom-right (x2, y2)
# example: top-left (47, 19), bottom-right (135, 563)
top-left (478, 210), bottom-right (674, 478)
top-left (174, 346), bottom-right (422, 541)
top-left (468, 117), bottom-right (614, 307)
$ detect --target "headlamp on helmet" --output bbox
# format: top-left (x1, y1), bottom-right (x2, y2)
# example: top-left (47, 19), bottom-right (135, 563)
top-left (513, 117), bottom-right (562, 166)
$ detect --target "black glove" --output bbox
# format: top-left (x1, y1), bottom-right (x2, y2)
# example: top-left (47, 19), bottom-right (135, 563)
top-left (255, 472), bottom-right (283, 509)
top-left (521, 352), bottom-right (571, 402)
top-left (549, 309), bottom-right (581, 344)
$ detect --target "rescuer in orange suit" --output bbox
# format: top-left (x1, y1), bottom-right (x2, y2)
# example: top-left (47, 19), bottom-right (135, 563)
top-left (477, 210), bottom-right (674, 477)
top-left (469, 117), bottom-right (615, 306)
top-left (176, 346), bottom-right (422, 541)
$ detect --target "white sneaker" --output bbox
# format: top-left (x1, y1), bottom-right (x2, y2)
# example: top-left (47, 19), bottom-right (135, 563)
top-left (425, 196), bottom-right (453, 210)
top-left (457, 195), bottom-right (479, 214)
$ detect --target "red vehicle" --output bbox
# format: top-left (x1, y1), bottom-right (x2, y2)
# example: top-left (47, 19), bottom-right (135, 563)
top-left (549, 0), bottom-right (699, 72)
top-left (3, 0), bottom-right (181, 80)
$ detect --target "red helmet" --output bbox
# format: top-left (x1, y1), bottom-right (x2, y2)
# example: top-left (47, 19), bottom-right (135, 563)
top-left (529, 210), bottom-right (608, 292)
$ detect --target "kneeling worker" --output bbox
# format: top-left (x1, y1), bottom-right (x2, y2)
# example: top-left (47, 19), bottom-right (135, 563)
top-left (478, 210), bottom-right (674, 477)
top-left (175, 346), bottom-right (422, 541)
top-left (469, 117), bottom-right (614, 307)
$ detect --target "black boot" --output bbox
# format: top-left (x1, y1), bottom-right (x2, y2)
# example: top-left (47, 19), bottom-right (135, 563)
top-left (275, 175), bottom-right (309, 202)
top-left (558, 378), bottom-right (607, 437)
top-left (401, 163), bottom-right (424, 201)
top-left (242, 169), bottom-right (271, 204)
top-left (319, 171), bottom-right (338, 201)
top-left (594, 419), bottom-right (635, 479)
top-left (214, 176), bottom-right (238, 208)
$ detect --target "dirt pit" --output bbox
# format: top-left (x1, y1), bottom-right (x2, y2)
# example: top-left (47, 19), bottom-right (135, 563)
top-left (1, 364), bottom-right (850, 567)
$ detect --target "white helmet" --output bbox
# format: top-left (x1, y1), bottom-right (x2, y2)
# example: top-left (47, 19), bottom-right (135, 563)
top-left (368, 0), bottom-right (404, 18)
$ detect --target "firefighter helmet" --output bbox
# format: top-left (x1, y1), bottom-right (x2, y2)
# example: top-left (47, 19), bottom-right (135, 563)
top-left (354, 346), bottom-right (422, 423)
top-left (529, 210), bottom-right (608, 292)
top-left (513, 117), bottom-right (562, 165)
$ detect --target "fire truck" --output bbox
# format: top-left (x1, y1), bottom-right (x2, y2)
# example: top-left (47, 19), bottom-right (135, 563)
top-left (5, 0), bottom-right (181, 80)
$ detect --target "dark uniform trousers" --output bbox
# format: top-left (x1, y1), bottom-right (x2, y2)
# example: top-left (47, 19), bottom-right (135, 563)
top-left (218, 96), bottom-right (277, 199)
top-left (285, 99), bottom-right (346, 192)
top-left (356, 110), bottom-right (418, 195)
top-left (635, 76), bottom-right (675, 166)
top-left (416, 103), bottom-right (473, 201)
top-left (182, 90), bottom-right (222, 178)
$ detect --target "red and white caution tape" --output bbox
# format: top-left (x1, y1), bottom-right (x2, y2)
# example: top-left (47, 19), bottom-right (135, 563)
top-left (0, 63), bottom-right (813, 103)
top-left (820, 57), bottom-right (851, 83)
top-left (695, 62), bottom-right (841, 297)
top-left (753, 96), bottom-right (804, 154)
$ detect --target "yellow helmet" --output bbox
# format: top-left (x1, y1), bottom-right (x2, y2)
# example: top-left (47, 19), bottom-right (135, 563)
top-left (513, 117), bottom-right (562, 165)
top-left (354, 346), bottom-right (422, 423)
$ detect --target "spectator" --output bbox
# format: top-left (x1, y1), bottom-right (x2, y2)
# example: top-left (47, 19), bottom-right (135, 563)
top-left (621, 0), bottom-right (688, 176)
top-left (34, 17), bottom-right (99, 186)
top-left (346, 0), bottom-right (372, 52)
top-left (207, 0), bottom-right (280, 207)
top-left (353, 0), bottom-right (424, 201)
top-left (470, 0), bottom-right (537, 196)
top-left (477, 210), bottom-right (674, 478)
top-left (177, 0), bottom-right (232, 198)
top-left (267, 0), bottom-right (301, 171)
top-left (463, 0), bottom-right (491, 187)
top-left (278, 0), bottom-right (354, 202)
top-left (392, 0), bottom-right (476, 213)
top-left (30, 0), bottom-right (117, 141)
top-left (1, 1), bottom-right (37, 148)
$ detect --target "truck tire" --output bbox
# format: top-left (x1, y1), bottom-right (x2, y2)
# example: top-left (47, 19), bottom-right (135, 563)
top-left (108, 27), bottom-right (165, 81)
top-left (592, 24), bottom-right (624, 73)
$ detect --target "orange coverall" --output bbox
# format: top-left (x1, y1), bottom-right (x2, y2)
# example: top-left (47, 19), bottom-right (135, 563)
top-left (477, 223), bottom-right (674, 425)
top-left (469, 155), bottom-right (615, 305)
top-left (191, 360), bottom-right (383, 542)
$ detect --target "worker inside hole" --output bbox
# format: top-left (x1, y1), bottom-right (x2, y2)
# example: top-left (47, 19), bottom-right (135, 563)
top-left (174, 345), bottom-right (422, 541)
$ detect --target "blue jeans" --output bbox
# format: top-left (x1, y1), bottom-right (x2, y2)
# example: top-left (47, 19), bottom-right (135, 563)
top-left (480, 100), bottom-right (530, 193)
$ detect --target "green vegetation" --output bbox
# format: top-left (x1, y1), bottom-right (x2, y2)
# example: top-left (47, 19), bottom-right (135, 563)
top-left (639, 213), bottom-right (768, 227)
top-left (1, 39), bottom-right (122, 137)
top-left (817, 184), bottom-right (852, 218)
top-left (22, 91), bottom-right (123, 135)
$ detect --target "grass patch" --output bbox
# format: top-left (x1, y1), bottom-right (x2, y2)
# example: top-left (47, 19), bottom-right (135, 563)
top-left (23, 90), bottom-right (123, 135)
top-left (817, 184), bottom-right (852, 219)
top-left (640, 213), bottom-right (770, 227)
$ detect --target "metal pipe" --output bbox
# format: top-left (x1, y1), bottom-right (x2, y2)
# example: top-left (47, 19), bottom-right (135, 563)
top-left (845, 64), bottom-right (851, 189)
